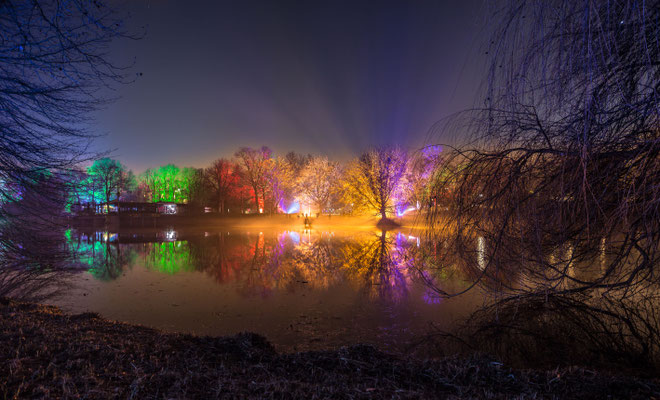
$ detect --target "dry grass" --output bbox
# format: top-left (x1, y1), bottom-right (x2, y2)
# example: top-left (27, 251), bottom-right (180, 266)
top-left (1, 297), bottom-right (658, 399)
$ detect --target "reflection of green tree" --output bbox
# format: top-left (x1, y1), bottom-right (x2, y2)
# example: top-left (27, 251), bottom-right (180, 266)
top-left (141, 241), bottom-right (195, 275)
top-left (66, 230), bottom-right (198, 278)
top-left (88, 243), bottom-right (128, 282)
top-left (65, 230), bottom-right (137, 281)
top-left (63, 229), bottom-right (435, 303)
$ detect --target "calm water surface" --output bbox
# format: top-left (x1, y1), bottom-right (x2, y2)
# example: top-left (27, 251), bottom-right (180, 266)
top-left (51, 226), bottom-right (485, 353)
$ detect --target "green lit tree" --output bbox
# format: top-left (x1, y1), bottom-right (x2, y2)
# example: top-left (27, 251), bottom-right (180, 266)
top-left (155, 164), bottom-right (180, 202)
top-left (138, 164), bottom-right (200, 204)
top-left (181, 167), bottom-right (204, 205)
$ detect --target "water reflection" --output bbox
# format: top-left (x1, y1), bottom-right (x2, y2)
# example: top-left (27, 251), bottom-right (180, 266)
top-left (339, 231), bottom-right (414, 302)
top-left (418, 229), bottom-right (621, 297)
top-left (0, 223), bottom-right (80, 301)
top-left (48, 226), bottom-right (492, 352)
top-left (65, 228), bottom-right (428, 303)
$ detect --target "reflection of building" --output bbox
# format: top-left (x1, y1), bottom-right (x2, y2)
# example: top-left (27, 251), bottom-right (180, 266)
top-left (157, 203), bottom-right (178, 214)
top-left (95, 201), bottom-right (187, 215)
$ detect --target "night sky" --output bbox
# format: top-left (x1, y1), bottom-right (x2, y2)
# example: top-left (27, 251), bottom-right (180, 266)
top-left (98, 0), bottom-right (486, 172)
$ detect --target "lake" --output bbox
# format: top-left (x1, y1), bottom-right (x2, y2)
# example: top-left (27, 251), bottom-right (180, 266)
top-left (48, 223), bottom-right (485, 353)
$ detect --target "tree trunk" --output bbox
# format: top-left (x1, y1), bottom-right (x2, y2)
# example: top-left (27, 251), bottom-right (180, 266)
top-left (261, 189), bottom-right (267, 214)
top-left (252, 186), bottom-right (259, 212)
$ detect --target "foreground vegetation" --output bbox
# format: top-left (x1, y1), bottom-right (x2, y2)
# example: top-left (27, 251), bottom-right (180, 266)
top-left (1, 298), bottom-right (658, 399)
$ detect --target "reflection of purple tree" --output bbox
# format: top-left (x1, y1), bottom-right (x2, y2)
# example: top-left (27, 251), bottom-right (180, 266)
top-left (180, 230), bottom-right (420, 302)
top-left (339, 230), bottom-right (413, 303)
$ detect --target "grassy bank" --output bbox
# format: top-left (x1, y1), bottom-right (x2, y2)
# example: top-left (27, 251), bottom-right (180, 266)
top-left (1, 298), bottom-right (658, 399)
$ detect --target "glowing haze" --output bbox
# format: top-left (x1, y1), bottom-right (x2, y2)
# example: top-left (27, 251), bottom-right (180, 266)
top-left (97, 0), bottom-right (484, 172)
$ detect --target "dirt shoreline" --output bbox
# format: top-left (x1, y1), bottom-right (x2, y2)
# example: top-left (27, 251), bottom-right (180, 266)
top-left (1, 298), bottom-right (658, 399)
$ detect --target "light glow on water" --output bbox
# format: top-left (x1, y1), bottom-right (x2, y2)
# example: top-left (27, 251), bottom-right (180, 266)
top-left (54, 227), bottom-right (482, 352)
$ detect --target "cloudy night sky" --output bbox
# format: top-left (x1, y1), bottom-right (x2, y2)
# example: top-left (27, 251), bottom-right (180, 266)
top-left (98, 0), bottom-right (486, 172)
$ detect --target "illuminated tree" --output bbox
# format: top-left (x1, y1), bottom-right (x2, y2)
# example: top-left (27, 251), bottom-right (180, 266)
top-left (266, 157), bottom-right (288, 213)
top-left (235, 146), bottom-right (272, 212)
top-left (231, 164), bottom-right (253, 213)
top-left (296, 156), bottom-right (341, 214)
top-left (180, 167), bottom-right (204, 205)
top-left (343, 148), bottom-right (408, 220)
top-left (134, 164), bottom-right (202, 204)
top-left (273, 152), bottom-right (312, 213)
top-left (404, 145), bottom-right (443, 209)
top-left (284, 152), bottom-right (312, 177)
top-left (154, 164), bottom-right (180, 202)
top-left (87, 158), bottom-right (133, 205)
top-left (138, 168), bottom-right (158, 202)
top-left (62, 168), bottom-right (91, 212)
top-left (204, 159), bottom-right (239, 213)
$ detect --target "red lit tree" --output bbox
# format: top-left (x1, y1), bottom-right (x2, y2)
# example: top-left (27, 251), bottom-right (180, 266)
top-left (234, 146), bottom-right (272, 212)
top-left (204, 159), bottom-right (240, 214)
